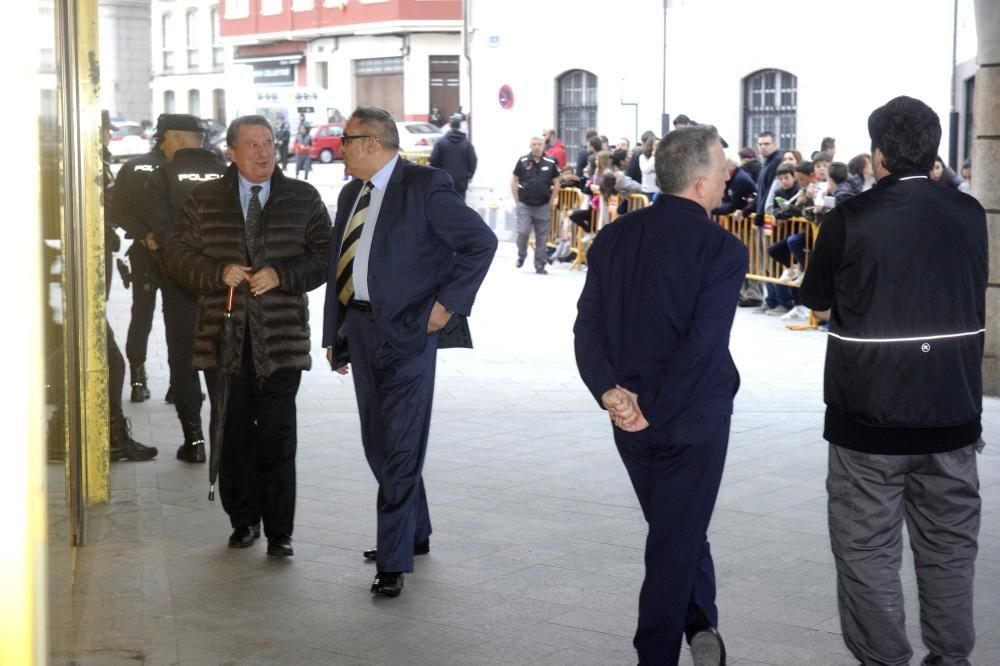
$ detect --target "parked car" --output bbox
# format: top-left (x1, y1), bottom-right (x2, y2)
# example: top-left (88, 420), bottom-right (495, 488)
top-left (309, 124), bottom-right (344, 163)
top-left (396, 121), bottom-right (443, 153)
top-left (107, 121), bottom-right (151, 162)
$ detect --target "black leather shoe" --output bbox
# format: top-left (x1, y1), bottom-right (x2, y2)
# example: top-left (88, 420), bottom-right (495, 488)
top-left (536, 267), bottom-right (548, 275)
top-left (516, 257), bottom-right (525, 268)
top-left (176, 439), bottom-right (206, 463)
top-left (690, 627), bottom-right (726, 666)
top-left (228, 523), bottom-right (261, 548)
top-left (109, 415), bottom-right (158, 462)
top-left (363, 539), bottom-right (429, 561)
top-left (129, 364), bottom-right (150, 403)
top-left (266, 536), bottom-right (294, 557)
top-left (371, 571), bottom-right (404, 597)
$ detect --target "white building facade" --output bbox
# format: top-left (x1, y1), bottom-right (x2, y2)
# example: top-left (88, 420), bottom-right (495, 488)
top-left (466, 0), bottom-right (976, 217)
top-left (150, 0), bottom-right (233, 123)
top-left (99, 0), bottom-right (154, 122)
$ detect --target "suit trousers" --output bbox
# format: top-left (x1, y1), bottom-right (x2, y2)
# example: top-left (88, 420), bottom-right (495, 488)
top-left (516, 202), bottom-right (551, 270)
top-left (346, 306), bottom-right (435, 573)
top-left (827, 443), bottom-right (980, 666)
top-left (614, 414), bottom-right (730, 666)
top-left (208, 334), bottom-right (301, 538)
top-left (162, 278), bottom-right (202, 427)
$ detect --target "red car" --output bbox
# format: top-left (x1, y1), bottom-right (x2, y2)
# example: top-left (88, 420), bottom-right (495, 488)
top-left (309, 123), bottom-right (344, 163)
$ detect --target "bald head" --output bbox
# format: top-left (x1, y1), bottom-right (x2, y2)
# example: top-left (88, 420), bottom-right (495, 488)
top-left (162, 130), bottom-right (205, 160)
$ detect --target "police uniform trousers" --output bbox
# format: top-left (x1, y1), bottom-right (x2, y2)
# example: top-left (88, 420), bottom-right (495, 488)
top-left (613, 413), bottom-right (730, 666)
top-left (124, 242), bottom-right (160, 365)
top-left (208, 332), bottom-right (301, 538)
top-left (827, 443), bottom-right (980, 666)
top-left (345, 305), bottom-right (434, 573)
top-left (161, 277), bottom-right (202, 426)
top-left (104, 246), bottom-right (126, 417)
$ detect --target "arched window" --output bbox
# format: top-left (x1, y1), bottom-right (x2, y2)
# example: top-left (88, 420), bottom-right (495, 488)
top-left (213, 89), bottom-right (226, 124)
top-left (556, 69), bottom-right (597, 154)
top-left (188, 89), bottom-right (200, 117)
top-left (161, 12), bottom-right (174, 71)
top-left (742, 69), bottom-right (797, 149)
top-left (163, 90), bottom-right (175, 113)
top-left (186, 9), bottom-right (199, 69)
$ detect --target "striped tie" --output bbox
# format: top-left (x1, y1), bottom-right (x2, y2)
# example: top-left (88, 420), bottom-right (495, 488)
top-left (336, 181), bottom-right (373, 306)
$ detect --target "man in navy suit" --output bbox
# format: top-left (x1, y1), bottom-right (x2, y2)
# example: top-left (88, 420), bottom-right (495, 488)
top-left (322, 107), bottom-right (497, 598)
top-left (574, 125), bottom-right (747, 665)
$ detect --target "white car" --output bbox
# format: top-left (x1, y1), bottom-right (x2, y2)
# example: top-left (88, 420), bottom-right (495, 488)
top-left (107, 121), bottom-right (151, 162)
top-left (395, 121), bottom-right (443, 154)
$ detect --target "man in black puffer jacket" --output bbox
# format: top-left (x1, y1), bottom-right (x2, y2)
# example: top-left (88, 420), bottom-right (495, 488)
top-left (429, 113), bottom-right (477, 199)
top-left (166, 115), bottom-right (331, 559)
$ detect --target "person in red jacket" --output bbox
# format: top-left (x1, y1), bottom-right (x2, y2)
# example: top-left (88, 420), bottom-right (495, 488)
top-left (543, 128), bottom-right (567, 169)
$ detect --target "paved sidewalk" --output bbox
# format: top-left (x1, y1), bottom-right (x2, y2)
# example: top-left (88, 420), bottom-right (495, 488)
top-left (57, 241), bottom-right (1000, 665)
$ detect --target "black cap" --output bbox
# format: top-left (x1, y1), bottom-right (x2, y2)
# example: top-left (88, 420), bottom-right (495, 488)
top-left (155, 113), bottom-right (204, 139)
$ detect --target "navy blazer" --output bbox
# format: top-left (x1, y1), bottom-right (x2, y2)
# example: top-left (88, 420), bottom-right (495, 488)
top-left (322, 159), bottom-right (497, 366)
top-left (574, 195), bottom-right (748, 429)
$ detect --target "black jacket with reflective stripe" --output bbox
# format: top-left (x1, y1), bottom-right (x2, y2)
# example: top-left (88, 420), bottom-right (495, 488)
top-left (805, 172), bottom-right (987, 453)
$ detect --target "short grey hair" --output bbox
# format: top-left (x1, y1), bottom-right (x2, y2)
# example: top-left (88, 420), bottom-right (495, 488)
top-left (655, 125), bottom-right (721, 196)
top-left (350, 106), bottom-right (400, 150)
top-left (226, 115), bottom-right (273, 149)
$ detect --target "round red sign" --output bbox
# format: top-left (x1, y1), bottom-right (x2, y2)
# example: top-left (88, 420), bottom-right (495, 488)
top-left (498, 84), bottom-right (514, 110)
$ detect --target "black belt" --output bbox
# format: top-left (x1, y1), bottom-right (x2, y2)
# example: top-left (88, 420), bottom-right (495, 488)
top-left (348, 299), bottom-right (372, 312)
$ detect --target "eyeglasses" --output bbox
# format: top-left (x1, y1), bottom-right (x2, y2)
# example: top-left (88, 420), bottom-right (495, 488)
top-left (341, 134), bottom-right (373, 144)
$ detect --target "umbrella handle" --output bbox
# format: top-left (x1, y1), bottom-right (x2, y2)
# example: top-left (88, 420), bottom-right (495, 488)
top-left (209, 484), bottom-right (215, 502)
top-left (226, 285), bottom-right (235, 314)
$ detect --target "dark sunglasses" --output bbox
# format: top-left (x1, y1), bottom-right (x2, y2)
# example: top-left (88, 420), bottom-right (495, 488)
top-left (341, 134), bottom-right (373, 144)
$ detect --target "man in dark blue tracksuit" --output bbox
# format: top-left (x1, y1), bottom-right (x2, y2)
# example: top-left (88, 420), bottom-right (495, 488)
top-left (575, 126), bottom-right (746, 665)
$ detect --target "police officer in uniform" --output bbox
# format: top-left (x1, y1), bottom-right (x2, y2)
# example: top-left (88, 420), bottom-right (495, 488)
top-left (102, 110), bottom-right (158, 461)
top-left (110, 120), bottom-right (168, 403)
top-left (146, 114), bottom-right (227, 463)
top-left (511, 136), bottom-right (560, 274)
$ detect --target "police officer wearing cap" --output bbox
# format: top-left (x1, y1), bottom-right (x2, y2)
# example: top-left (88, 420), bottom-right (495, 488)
top-left (110, 116), bottom-right (169, 404)
top-left (145, 114), bottom-right (227, 463)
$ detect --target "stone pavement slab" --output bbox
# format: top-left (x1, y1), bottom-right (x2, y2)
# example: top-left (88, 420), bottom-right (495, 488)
top-left (55, 240), bottom-right (1000, 665)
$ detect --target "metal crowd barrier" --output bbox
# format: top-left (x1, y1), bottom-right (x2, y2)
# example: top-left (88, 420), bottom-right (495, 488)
top-left (715, 213), bottom-right (820, 286)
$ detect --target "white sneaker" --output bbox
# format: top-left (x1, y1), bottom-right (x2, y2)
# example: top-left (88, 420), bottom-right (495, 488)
top-left (780, 305), bottom-right (810, 321)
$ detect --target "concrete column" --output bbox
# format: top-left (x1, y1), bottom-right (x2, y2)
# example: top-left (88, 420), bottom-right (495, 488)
top-left (976, 1), bottom-right (1000, 393)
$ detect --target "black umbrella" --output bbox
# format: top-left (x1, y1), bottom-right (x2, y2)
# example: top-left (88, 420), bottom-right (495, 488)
top-left (208, 286), bottom-right (237, 501)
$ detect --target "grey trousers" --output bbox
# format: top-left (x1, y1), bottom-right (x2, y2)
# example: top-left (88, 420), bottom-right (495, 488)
top-left (827, 443), bottom-right (981, 666)
top-left (515, 202), bottom-right (551, 270)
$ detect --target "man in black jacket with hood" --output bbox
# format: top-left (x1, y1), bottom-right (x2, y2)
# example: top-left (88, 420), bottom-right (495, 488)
top-left (429, 113), bottom-right (477, 199)
top-left (802, 96), bottom-right (987, 666)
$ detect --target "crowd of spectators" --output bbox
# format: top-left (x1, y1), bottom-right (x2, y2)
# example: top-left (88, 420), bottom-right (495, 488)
top-left (539, 123), bottom-right (977, 322)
